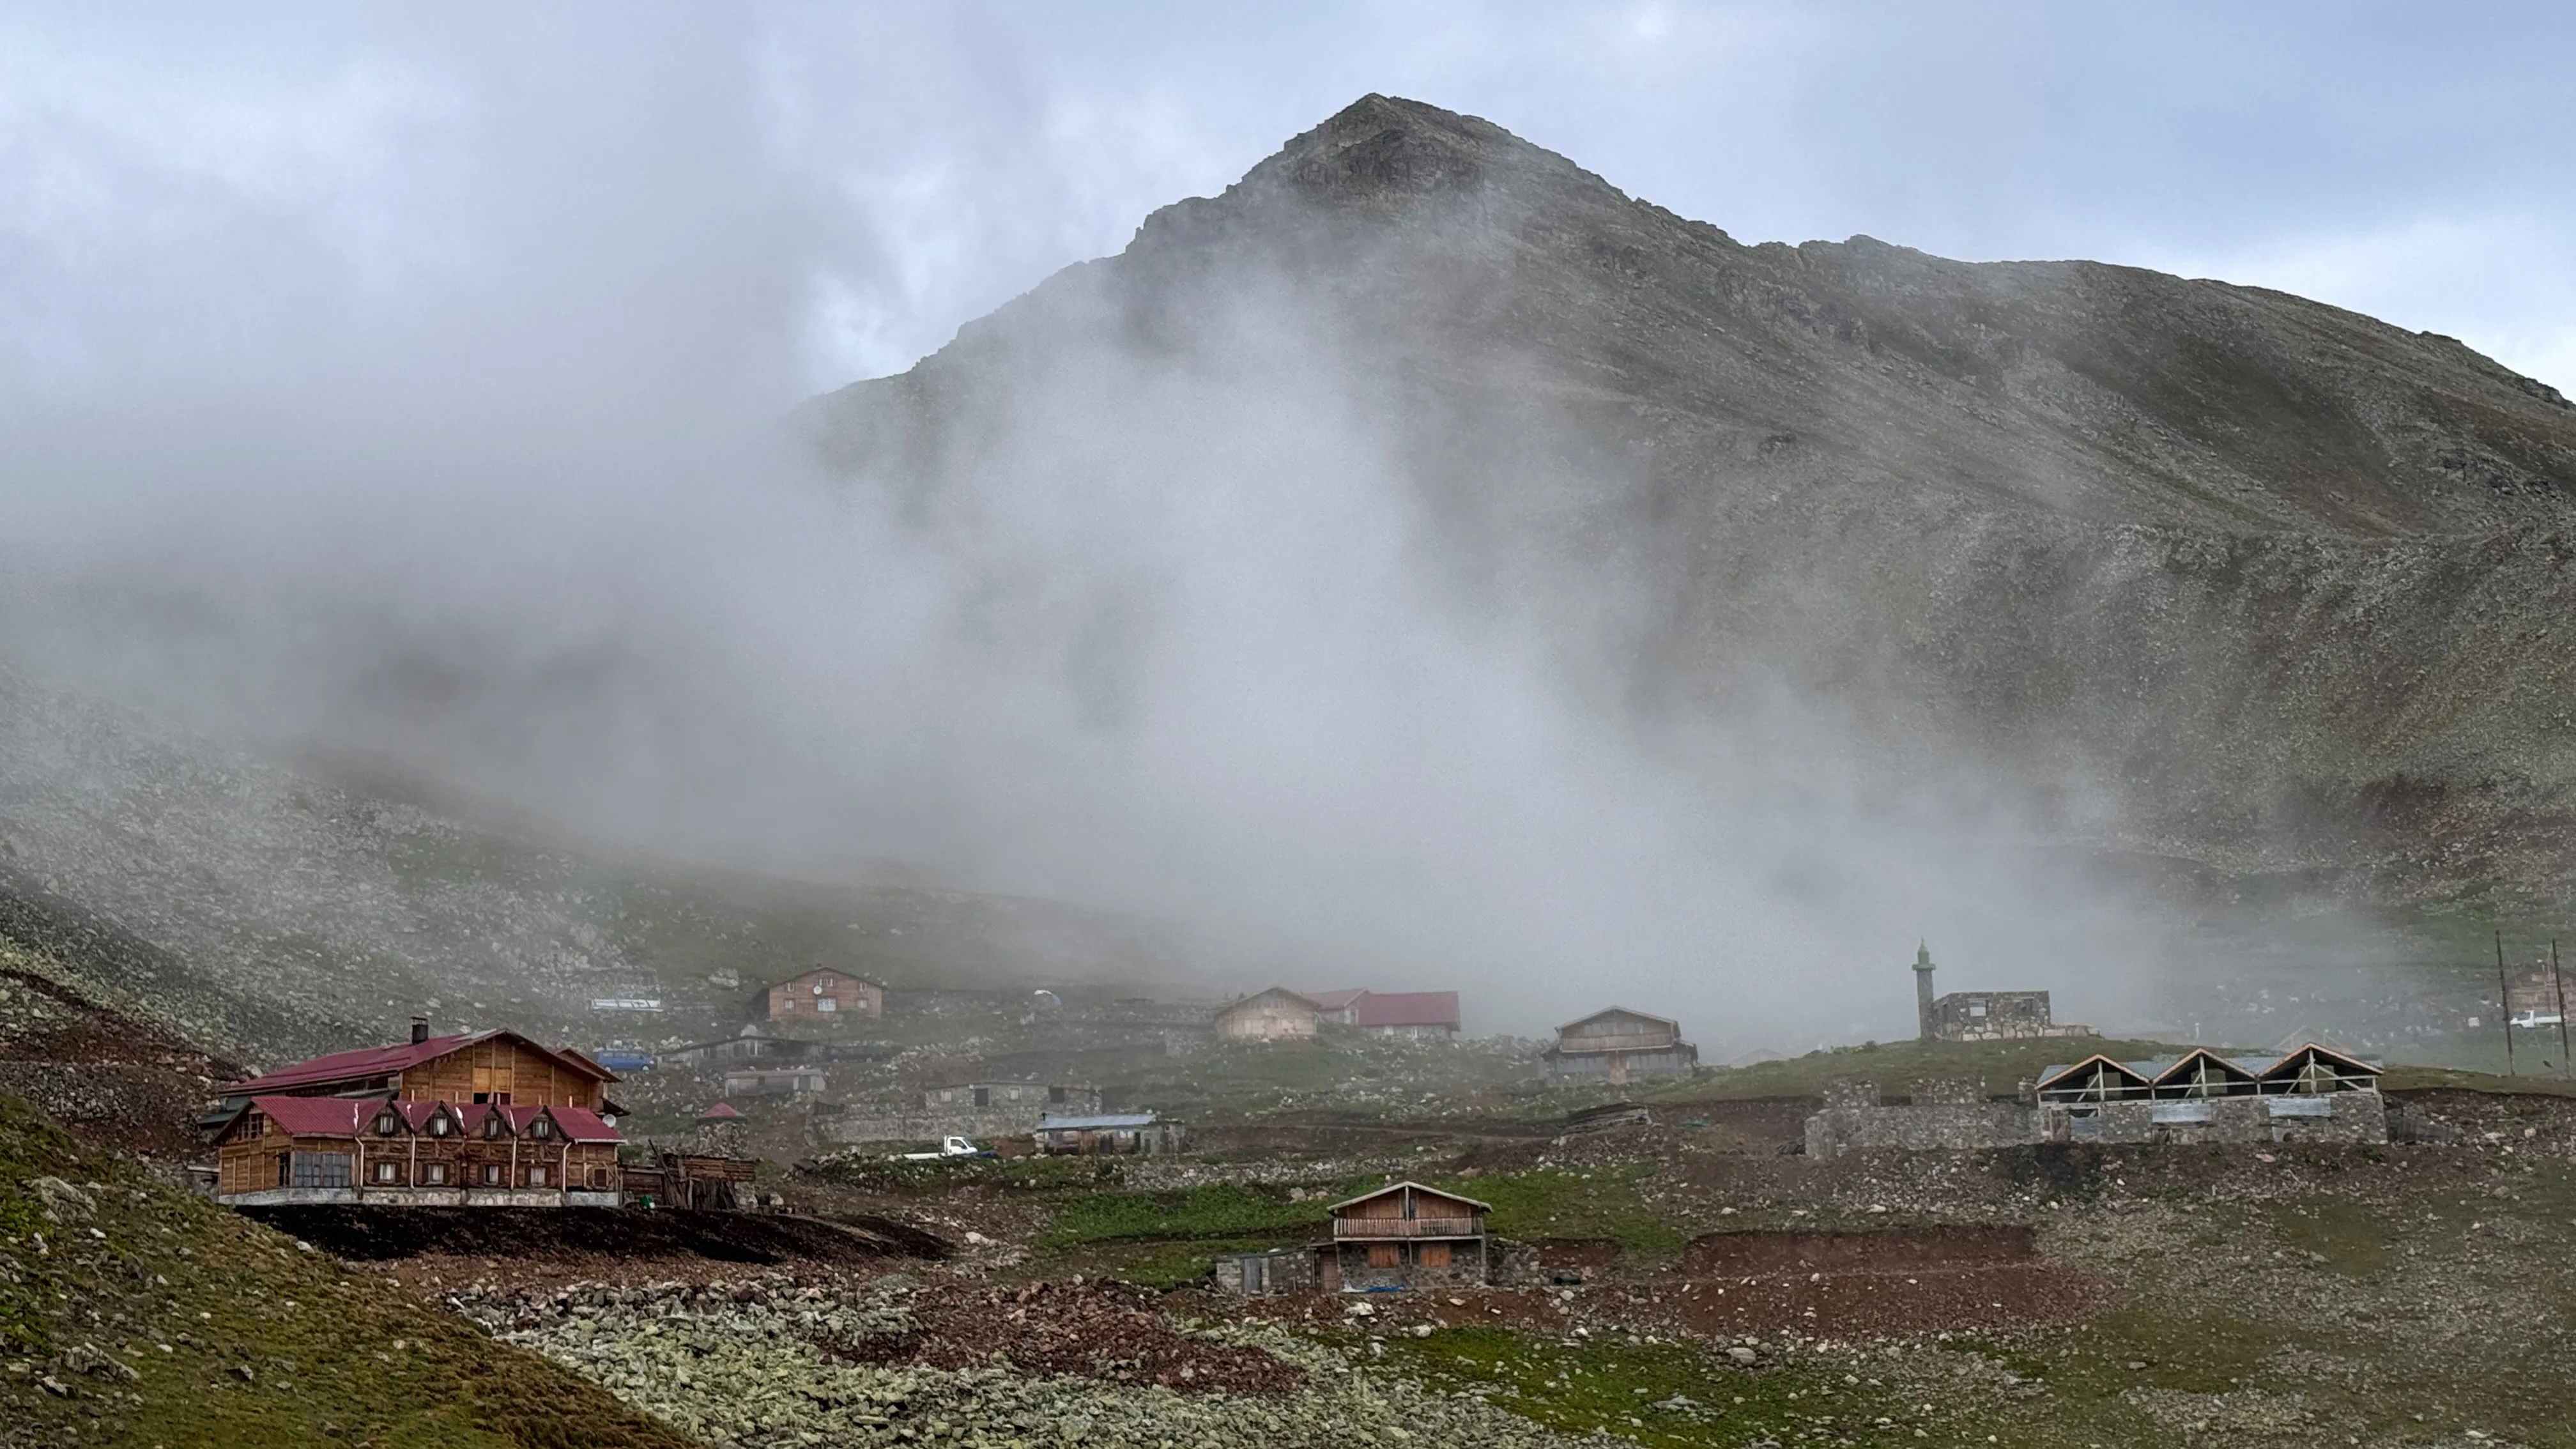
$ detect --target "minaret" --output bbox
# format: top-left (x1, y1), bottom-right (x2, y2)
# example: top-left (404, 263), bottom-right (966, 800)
top-left (1913, 941), bottom-right (1938, 1043)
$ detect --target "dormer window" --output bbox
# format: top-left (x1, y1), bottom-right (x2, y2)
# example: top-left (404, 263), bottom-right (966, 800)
top-left (429, 1115), bottom-right (452, 1137)
top-left (484, 1116), bottom-right (507, 1139)
top-left (530, 1119), bottom-right (553, 1140)
top-left (374, 1112), bottom-right (401, 1136)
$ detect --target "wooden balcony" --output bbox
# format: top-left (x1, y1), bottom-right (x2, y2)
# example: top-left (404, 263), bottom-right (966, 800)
top-left (1333, 1216), bottom-right (1483, 1239)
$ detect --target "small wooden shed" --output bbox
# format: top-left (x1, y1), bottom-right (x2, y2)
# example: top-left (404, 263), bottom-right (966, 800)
top-left (1322, 1181), bottom-right (1491, 1292)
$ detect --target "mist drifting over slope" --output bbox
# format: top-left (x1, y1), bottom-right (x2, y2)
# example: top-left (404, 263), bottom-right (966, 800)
top-left (0, 24), bottom-right (2191, 1049)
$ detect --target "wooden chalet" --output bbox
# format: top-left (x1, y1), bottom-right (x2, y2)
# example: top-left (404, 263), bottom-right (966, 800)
top-left (206, 1022), bottom-right (629, 1208)
top-left (1214, 987), bottom-right (1321, 1040)
top-left (761, 967), bottom-right (884, 1020)
top-left (1321, 1181), bottom-right (1491, 1292)
top-left (1544, 1007), bottom-right (1699, 1084)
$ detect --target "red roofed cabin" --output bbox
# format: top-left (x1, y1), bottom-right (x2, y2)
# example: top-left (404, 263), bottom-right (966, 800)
top-left (207, 1022), bottom-right (625, 1208)
top-left (1349, 990), bottom-right (1459, 1039)
top-left (763, 969), bottom-right (883, 1021)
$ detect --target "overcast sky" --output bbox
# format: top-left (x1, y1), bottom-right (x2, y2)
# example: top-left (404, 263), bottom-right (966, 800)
top-left (4, 1), bottom-right (2571, 413)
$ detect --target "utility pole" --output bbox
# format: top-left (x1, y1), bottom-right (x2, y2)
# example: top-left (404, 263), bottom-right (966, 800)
top-left (2497, 931), bottom-right (2517, 1077)
top-left (2554, 939), bottom-right (2572, 1080)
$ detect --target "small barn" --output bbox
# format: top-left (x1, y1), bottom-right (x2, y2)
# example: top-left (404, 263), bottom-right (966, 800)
top-left (761, 969), bottom-right (884, 1021)
top-left (1322, 1181), bottom-right (1491, 1292)
top-left (1544, 1008), bottom-right (1699, 1084)
top-left (1033, 1112), bottom-right (1182, 1155)
top-left (1215, 988), bottom-right (1322, 1040)
top-left (1350, 990), bottom-right (1460, 1039)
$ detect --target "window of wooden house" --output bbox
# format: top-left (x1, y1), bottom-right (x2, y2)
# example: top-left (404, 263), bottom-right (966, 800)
top-left (1418, 1241), bottom-right (1452, 1268)
top-left (530, 1118), bottom-right (553, 1140)
top-left (289, 1152), bottom-right (352, 1189)
top-left (373, 1161), bottom-right (401, 1184)
top-left (1365, 1243), bottom-right (1399, 1268)
top-left (429, 1114), bottom-right (452, 1137)
top-left (818, 997), bottom-right (836, 1011)
top-left (480, 1163), bottom-right (504, 1185)
top-left (589, 1167), bottom-right (610, 1188)
top-left (275, 1154), bottom-right (291, 1187)
top-left (526, 1166), bottom-right (548, 1187)
top-left (375, 1112), bottom-right (401, 1136)
top-left (484, 1116), bottom-right (507, 1139)
top-left (423, 1163), bottom-right (448, 1185)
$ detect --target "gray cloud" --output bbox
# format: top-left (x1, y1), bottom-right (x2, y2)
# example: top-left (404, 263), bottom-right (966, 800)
top-left (0, 4), bottom-right (2555, 1046)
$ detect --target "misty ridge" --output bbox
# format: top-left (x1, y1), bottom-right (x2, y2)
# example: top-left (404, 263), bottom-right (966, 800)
top-left (8, 92), bottom-right (2576, 1053)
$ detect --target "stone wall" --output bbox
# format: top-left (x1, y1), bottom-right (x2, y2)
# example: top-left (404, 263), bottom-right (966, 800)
top-left (2041, 1090), bottom-right (2388, 1145)
top-left (1809, 1082), bottom-right (2391, 1154)
top-left (1930, 992), bottom-right (2089, 1041)
top-left (1213, 1247), bottom-right (1317, 1295)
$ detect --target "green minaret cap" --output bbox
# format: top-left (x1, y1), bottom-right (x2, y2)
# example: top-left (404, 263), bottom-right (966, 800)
top-left (1913, 941), bottom-right (1933, 970)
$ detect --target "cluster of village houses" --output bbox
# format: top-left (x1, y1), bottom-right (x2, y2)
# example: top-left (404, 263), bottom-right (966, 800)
top-left (194, 946), bottom-right (2398, 1294)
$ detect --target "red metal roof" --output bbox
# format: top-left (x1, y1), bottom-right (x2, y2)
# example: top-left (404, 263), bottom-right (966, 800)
top-left (548, 1107), bottom-right (623, 1142)
top-left (248, 1095), bottom-right (378, 1138)
top-left (1305, 988), bottom-right (1367, 1011)
top-left (697, 1102), bottom-right (744, 1120)
top-left (229, 1029), bottom-right (618, 1095)
top-left (393, 1101), bottom-right (456, 1132)
top-left (1353, 990), bottom-right (1460, 1029)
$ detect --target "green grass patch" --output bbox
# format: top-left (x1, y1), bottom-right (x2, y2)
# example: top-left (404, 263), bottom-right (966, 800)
top-left (2267, 1197), bottom-right (2398, 1278)
top-left (1432, 1162), bottom-right (1692, 1256)
top-left (0, 1087), bottom-right (696, 1448)
top-left (1038, 1182), bottom-right (1345, 1250)
top-left (1379, 1325), bottom-right (1943, 1447)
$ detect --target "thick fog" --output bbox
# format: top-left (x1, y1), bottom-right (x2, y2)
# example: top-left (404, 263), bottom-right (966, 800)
top-left (9, 6), bottom-right (2545, 1050)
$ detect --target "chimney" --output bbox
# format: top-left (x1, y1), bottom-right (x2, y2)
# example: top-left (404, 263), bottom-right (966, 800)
top-left (410, 1015), bottom-right (431, 1046)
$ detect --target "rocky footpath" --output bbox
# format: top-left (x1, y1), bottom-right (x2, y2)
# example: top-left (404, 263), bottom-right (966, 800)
top-left (454, 1273), bottom-right (1588, 1448)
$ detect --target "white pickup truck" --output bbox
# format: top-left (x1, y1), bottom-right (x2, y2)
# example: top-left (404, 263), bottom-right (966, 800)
top-left (891, 1135), bottom-right (993, 1161)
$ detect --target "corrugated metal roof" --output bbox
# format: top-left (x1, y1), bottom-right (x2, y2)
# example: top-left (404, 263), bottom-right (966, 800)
top-left (247, 1095), bottom-right (379, 1138)
top-left (231, 1029), bottom-right (618, 1094)
top-left (1354, 990), bottom-right (1459, 1029)
top-left (1038, 1113), bottom-right (1160, 1130)
top-left (1326, 1179), bottom-right (1491, 1215)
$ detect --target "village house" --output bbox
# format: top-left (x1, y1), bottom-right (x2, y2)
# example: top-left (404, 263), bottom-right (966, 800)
top-left (1912, 943), bottom-right (2093, 1042)
top-left (1214, 987), bottom-right (1322, 1040)
top-left (1306, 988), bottom-right (1368, 1025)
top-left (1321, 1181), bottom-right (1492, 1292)
top-left (1804, 1042), bottom-right (2389, 1155)
top-left (1302, 988), bottom-right (1461, 1037)
top-left (1544, 1007), bottom-right (1699, 1084)
top-left (663, 1024), bottom-right (816, 1068)
top-left (206, 1021), bottom-right (626, 1207)
top-left (760, 968), bottom-right (884, 1021)
top-left (821, 1080), bottom-right (1100, 1145)
top-left (1034, 1111), bottom-right (1183, 1155)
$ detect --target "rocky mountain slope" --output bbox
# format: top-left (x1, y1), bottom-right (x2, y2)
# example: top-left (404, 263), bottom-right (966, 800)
top-left (806, 95), bottom-right (2576, 901)
top-left (0, 659), bottom-right (1204, 1062)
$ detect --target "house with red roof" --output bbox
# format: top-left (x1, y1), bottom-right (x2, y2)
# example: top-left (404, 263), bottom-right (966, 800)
top-left (1303, 988), bottom-right (1462, 1038)
top-left (204, 1019), bottom-right (629, 1208)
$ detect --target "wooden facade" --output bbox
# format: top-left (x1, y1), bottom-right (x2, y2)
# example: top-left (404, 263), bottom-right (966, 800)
top-left (1215, 988), bottom-right (1321, 1040)
top-left (208, 1029), bottom-right (627, 1208)
top-left (764, 969), bottom-right (884, 1020)
top-left (1544, 1008), bottom-right (1699, 1084)
top-left (1322, 1181), bottom-right (1492, 1291)
top-left (212, 1099), bottom-right (622, 1207)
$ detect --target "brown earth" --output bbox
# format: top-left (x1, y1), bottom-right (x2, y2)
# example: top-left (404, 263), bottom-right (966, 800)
top-left (247, 1204), bottom-right (946, 1268)
top-left (0, 962), bottom-right (240, 1160)
top-left (833, 1278), bottom-right (1305, 1395)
